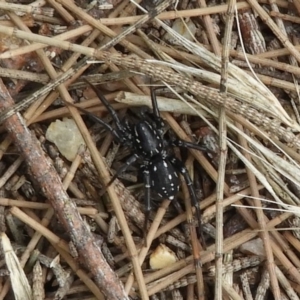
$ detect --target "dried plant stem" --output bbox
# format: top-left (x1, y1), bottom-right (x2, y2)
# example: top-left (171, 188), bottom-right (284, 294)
top-left (34, 101), bottom-right (125, 123)
top-left (162, 112), bottom-right (228, 191)
top-left (2, 29), bottom-right (300, 145)
top-left (102, 0), bottom-right (174, 50)
top-left (235, 201), bottom-right (300, 285)
top-left (245, 71), bottom-right (298, 92)
top-left (27, 29), bottom-right (103, 124)
top-left (127, 35), bottom-right (300, 78)
top-left (0, 67), bottom-right (49, 83)
top-left (283, 232), bottom-right (300, 262)
top-left (98, 52), bottom-right (300, 140)
top-left (183, 156), bottom-right (205, 300)
top-left (275, 266), bottom-right (299, 299)
top-left (0, 78), bottom-right (124, 298)
top-left (247, 0), bottom-right (300, 63)
top-left (56, 1), bottom-right (287, 26)
top-left (236, 123), bottom-right (280, 299)
top-left (46, 0), bottom-right (74, 22)
top-left (271, 230), bottom-right (300, 272)
top-left (1, 2), bottom-right (300, 297)
top-left (0, 2), bottom-right (53, 15)
top-left (1, 13), bottom-right (135, 299)
top-left (162, 186), bottom-right (258, 231)
top-left (269, 11), bottom-right (300, 24)
top-left (1, 24), bottom-right (92, 59)
top-left (222, 282), bottom-right (243, 300)
top-left (5, 9), bottom-right (147, 297)
top-left (196, 0), bottom-right (221, 56)
top-left (0, 198), bottom-right (98, 214)
top-left (293, 0), bottom-right (300, 15)
top-left (55, 0), bottom-right (151, 58)
top-left (146, 208), bottom-right (293, 293)
top-left (0, 157), bottom-right (23, 188)
top-left (10, 207), bottom-right (70, 253)
top-left (146, 228), bottom-right (258, 295)
top-left (68, 107), bottom-right (148, 299)
top-left (214, 0), bottom-right (234, 297)
top-left (0, 208), bottom-right (53, 299)
top-left (124, 200), bottom-right (170, 294)
top-left (8, 208), bottom-right (104, 299)
top-left (146, 208), bottom-right (291, 289)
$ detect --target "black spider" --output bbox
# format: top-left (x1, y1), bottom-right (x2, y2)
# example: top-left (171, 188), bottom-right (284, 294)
top-left (76, 80), bottom-right (205, 240)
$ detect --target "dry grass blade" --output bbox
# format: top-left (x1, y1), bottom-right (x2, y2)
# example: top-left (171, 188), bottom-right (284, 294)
top-left (1, 233), bottom-right (33, 300)
top-left (155, 19), bottom-right (291, 124)
top-left (116, 92), bottom-right (209, 116)
top-left (95, 51), bottom-right (300, 145)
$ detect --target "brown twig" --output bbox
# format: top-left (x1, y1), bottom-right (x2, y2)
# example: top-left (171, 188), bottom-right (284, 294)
top-left (0, 78), bottom-right (128, 299)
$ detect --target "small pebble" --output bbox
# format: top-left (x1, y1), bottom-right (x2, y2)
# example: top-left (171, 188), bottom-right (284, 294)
top-left (46, 118), bottom-right (85, 161)
top-left (150, 244), bottom-right (177, 270)
top-left (239, 238), bottom-right (266, 257)
top-left (164, 18), bottom-right (197, 44)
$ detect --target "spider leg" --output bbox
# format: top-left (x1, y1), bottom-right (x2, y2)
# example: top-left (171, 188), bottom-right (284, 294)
top-left (142, 165), bottom-right (151, 245)
top-left (84, 80), bottom-right (126, 135)
top-left (171, 138), bottom-right (206, 152)
top-left (64, 100), bottom-right (123, 142)
top-left (100, 154), bottom-right (138, 196)
top-left (170, 156), bottom-right (205, 245)
top-left (150, 87), bottom-right (165, 132)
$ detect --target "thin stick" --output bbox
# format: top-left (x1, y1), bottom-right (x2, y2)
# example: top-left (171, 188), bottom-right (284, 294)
top-left (4, 9), bottom-right (147, 297)
top-left (258, 2), bottom-right (293, 298)
top-left (214, 0), bottom-right (233, 297)
top-left (10, 207), bottom-right (104, 299)
top-left (0, 198), bottom-right (98, 215)
top-left (0, 67), bottom-right (49, 83)
top-left (0, 24), bottom-right (92, 59)
top-left (196, 0), bottom-right (221, 56)
top-left (124, 200), bottom-right (170, 294)
top-left (102, 0), bottom-right (174, 50)
top-left (184, 156), bottom-right (205, 300)
top-left (56, 1), bottom-right (288, 26)
top-left (2, 8), bottom-right (136, 299)
top-left (0, 2), bottom-right (53, 16)
top-left (2, 28), bottom-right (300, 133)
top-left (247, 0), bottom-right (300, 64)
top-left (0, 78), bottom-right (117, 298)
top-left (144, 211), bottom-right (292, 291)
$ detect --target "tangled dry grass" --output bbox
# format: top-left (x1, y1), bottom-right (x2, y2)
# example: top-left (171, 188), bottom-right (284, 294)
top-left (1, 0), bottom-right (300, 299)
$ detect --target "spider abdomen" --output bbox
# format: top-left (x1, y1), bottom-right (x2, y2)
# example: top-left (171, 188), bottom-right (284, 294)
top-left (133, 121), bottom-right (164, 157)
top-left (149, 157), bottom-right (179, 200)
